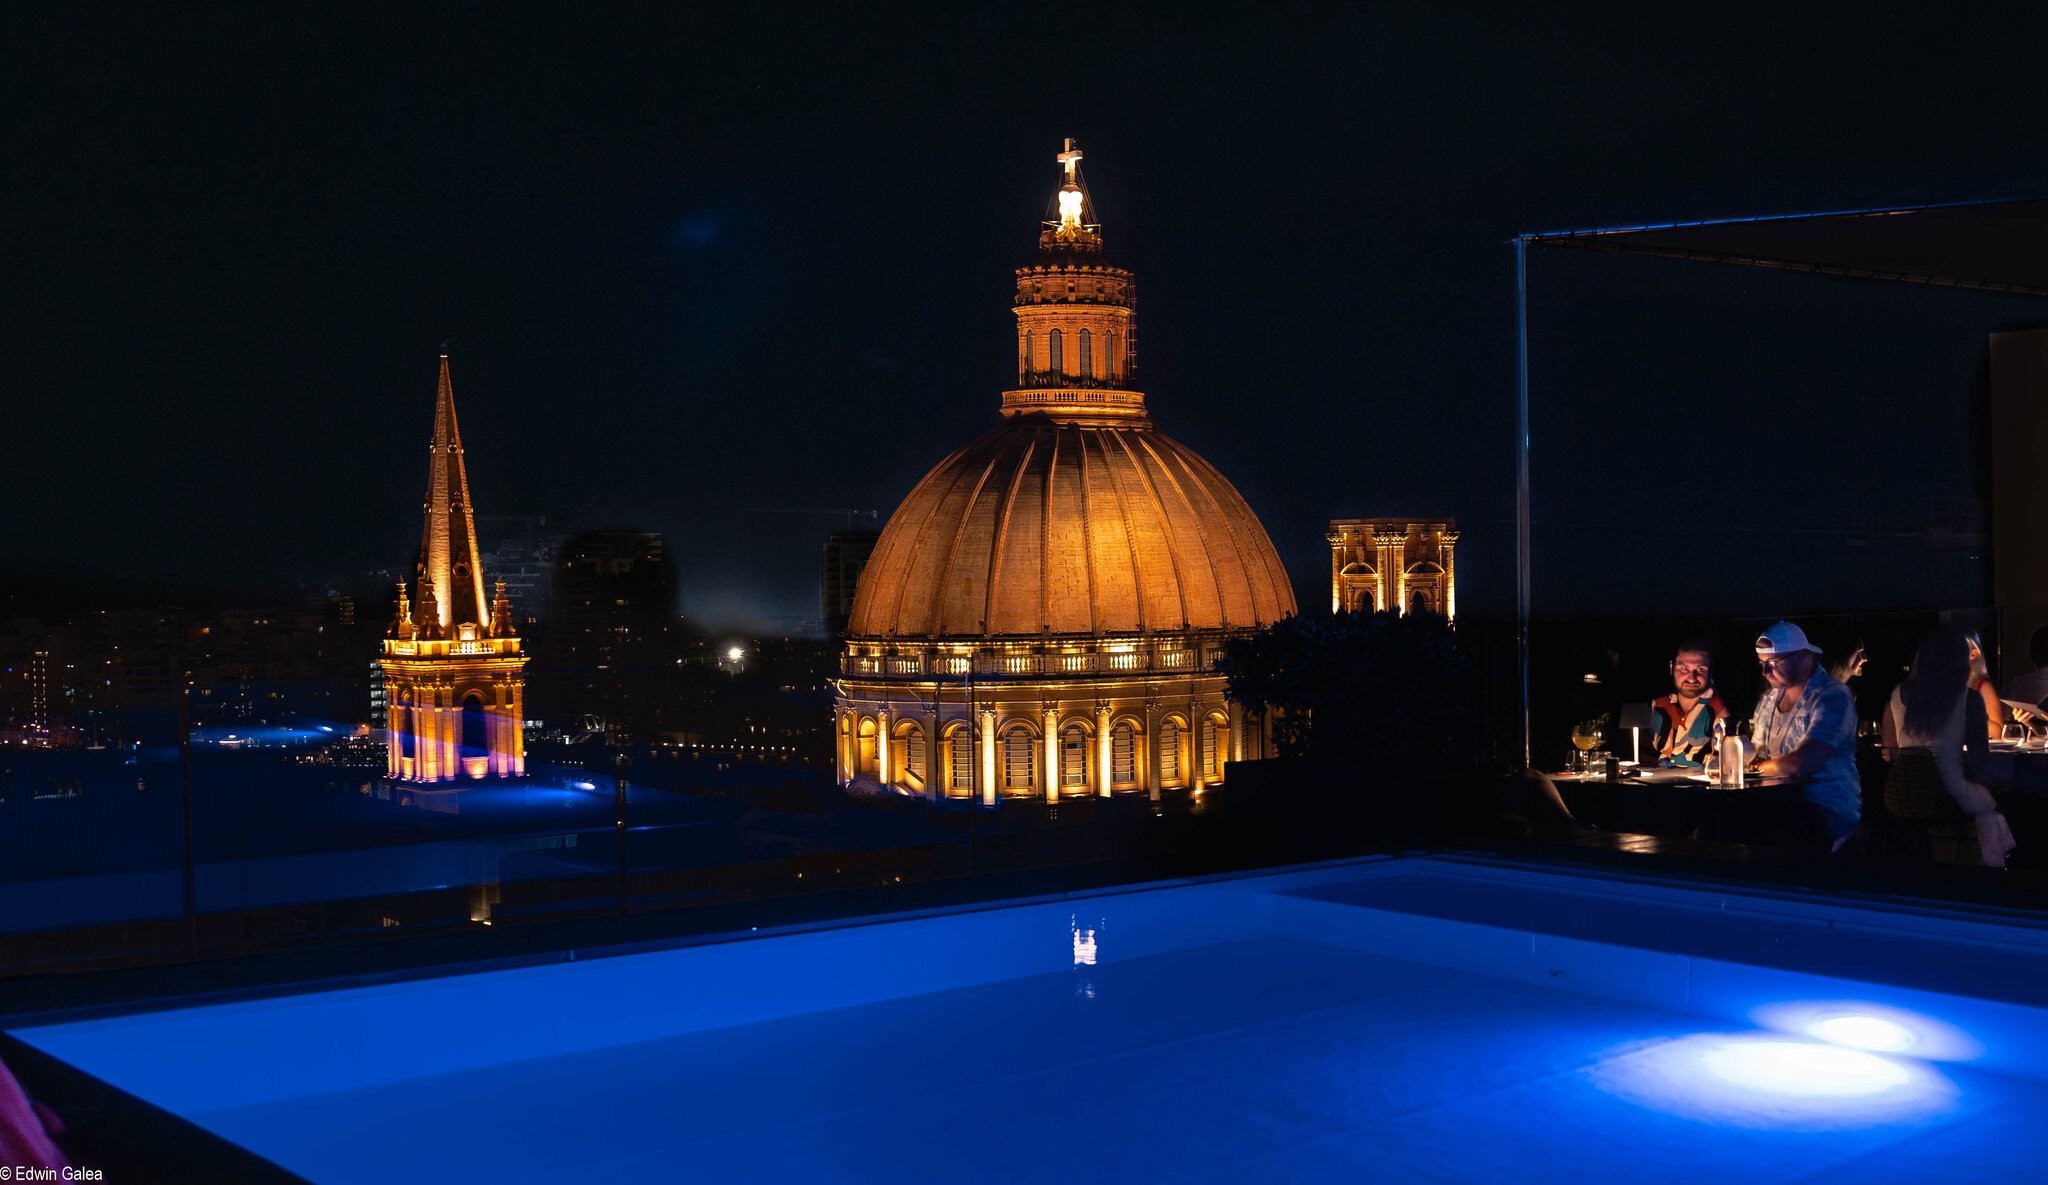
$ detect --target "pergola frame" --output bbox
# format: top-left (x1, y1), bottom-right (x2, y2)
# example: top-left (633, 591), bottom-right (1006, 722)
top-left (1511, 196), bottom-right (2048, 764)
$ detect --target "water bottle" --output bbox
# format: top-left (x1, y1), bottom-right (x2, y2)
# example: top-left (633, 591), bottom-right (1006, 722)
top-left (1711, 717), bottom-right (1727, 786)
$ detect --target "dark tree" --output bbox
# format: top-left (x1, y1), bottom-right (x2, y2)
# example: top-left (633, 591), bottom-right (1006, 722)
top-left (1219, 610), bottom-right (1479, 776)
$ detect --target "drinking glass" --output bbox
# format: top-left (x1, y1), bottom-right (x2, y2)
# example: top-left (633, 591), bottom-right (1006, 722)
top-left (1570, 721), bottom-right (1604, 773)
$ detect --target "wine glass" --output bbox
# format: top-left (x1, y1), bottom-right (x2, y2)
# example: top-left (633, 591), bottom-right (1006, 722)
top-left (1570, 720), bottom-right (1604, 773)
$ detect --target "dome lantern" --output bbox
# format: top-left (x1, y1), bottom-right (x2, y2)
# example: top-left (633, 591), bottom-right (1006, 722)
top-left (1007, 137), bottom-right (1144, 424)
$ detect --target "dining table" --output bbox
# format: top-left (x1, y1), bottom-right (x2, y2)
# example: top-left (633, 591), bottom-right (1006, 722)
top-left (1985, 739), bottom-right (2048, 792)
top-left (1553, 764), bottom-right (1816, 846)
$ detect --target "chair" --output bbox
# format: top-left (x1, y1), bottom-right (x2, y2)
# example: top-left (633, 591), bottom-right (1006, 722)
top-left (1881, 747), bottom-right (1977, 864)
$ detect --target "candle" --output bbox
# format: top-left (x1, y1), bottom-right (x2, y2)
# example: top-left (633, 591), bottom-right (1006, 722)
top-left (1631, 726), bottom-right (1640, 766)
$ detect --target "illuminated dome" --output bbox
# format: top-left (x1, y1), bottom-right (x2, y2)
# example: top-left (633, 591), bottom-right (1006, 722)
top-left (833, 140), bottom-right (1295, 802)
top-left (849, 416), bottom-right (1294, 638)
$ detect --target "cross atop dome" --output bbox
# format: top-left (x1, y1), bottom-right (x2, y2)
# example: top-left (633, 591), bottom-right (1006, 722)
top-left (1057, 138), bottom-right (1083, 178)
top-left (1041, 136), bottom-right (1101, 251)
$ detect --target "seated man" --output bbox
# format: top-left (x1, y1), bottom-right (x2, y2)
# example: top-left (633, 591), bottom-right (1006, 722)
top-left (1652, 645), bottom-right (1728, 767)
top-left (2005, 625), bottom-right (2048, 710)
top-left (1748, 621), bottom-right (1861, 850)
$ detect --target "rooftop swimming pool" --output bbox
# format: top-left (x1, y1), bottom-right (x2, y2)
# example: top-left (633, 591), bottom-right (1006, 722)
top-left (11, 854), bottom-right (2048, 1182)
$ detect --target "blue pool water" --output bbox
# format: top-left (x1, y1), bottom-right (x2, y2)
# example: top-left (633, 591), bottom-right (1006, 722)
top-left (15, 857), bottom-right (2048, 1183)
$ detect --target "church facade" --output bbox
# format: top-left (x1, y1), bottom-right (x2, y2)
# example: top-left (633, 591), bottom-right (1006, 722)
top-left (1326, 518), bottom-right (1458, 619)
top-left (832, 143), bottom-right (1297, 801)
top-left (380, 355), bottom-right (528, 782)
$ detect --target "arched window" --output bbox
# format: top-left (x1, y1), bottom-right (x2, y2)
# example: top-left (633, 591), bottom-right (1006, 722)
top-left (1021, 331), bottom-right (1031, 382)
top-left (1049, 328), bottom-right (1063, 374)
top-left (461, 694), bottom-right (488, 759)
top-left (1203, 717), bottom-right (1221, 779)
top-left (1003, 728), bottom-right (1035, 790)
top-left (1077, 329), bottom-right (1092, 379)
top-left (900, 725), bottom-right (925, 781)
top-left (1105, 331), bottom-right (1118, 380)
top-left (1160, 719), bottom-right (1181, 785)
top-left (857, 719), bottom-right (879, 776)
top-left (1112, 721), bottom-right (1137, 784)
top-left (398, 708), bottom-right (415, 759)
top-left (947, 726), bottom-right (971, 792)
top-left (1062, 724), bottom-right (1088, 787)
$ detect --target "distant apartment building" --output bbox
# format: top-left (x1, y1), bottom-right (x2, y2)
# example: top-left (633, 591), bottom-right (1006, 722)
top-left (550, 530), bottom-right (679, 733)
top-left (821, 529), bottom-right (882, 637)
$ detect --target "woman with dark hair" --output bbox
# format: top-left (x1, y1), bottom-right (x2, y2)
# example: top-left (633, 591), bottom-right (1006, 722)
top-left (1883, 625), bottom-right (2016, 867)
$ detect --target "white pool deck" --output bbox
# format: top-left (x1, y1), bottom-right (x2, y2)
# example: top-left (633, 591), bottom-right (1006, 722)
top-left (14, 855), bottom-right (2048, 1183)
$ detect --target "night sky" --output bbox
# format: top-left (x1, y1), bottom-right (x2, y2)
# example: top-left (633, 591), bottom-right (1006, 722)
top-left (9, 7), bottom-right (2048, 630)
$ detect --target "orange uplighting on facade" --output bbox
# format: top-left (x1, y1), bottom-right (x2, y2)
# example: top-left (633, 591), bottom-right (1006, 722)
top-left (1327, 519), bottom-right (1459, 620)
top-left (832, 142), bottom-right (1297, 803)
top-left (380, 355), bottom-right (529, 783)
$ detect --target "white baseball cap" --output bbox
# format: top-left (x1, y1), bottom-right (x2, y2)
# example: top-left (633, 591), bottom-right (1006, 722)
top-left (1754, 621), bottom-right (1822, 657)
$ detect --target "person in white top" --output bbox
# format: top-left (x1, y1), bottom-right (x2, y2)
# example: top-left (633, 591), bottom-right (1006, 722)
top-left (1882, 625), bottom-right (2016, 868)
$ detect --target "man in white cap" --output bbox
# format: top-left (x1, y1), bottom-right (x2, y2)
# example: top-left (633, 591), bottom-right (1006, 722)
top-left (1748, 620), bottom-right (1861, 848)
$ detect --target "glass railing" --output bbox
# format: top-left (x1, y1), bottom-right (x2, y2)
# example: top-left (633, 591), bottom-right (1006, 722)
top-left (0, 728), bottom-right (1261, 980)
top-left (5, 606), bottom-right (2046, 989)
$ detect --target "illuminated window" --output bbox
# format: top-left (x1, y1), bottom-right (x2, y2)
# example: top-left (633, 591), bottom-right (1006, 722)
top-left (1049, 329), bottom-right (1063, 374)
top-left (1003, 728), bottom-right (1035, 789)
top-left (857, 720), bottom-right (878, 775)
top-left (948, 727), bottom-right (970, 790)
top-left (1160, 719), bottom-right (1180, 785)
top-left (1112, 721), bottom-right (1136, 783)
top-left (902, 727), bottom-right (925, 779)
top-left (1022, 330), bottom-right (1031, 381)
top-left (1062, 724), bottom-right (1087, 786)
top-left (1077, 329), bottom-right (1092, 379)
top-left (1203, 718), bottom-right (1221, 778)
top-left (1105, 331), bottom-right (1118, 380)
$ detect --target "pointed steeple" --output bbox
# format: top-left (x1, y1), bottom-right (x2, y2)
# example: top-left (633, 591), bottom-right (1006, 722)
top-left (415, 577), bottom-right (444, 640)
top-left (388, 581), bottom-right (416, 640)
top-left (489, 581), bottom-right (516, 638)
top-left (416, 353), bottom-right (491, 633)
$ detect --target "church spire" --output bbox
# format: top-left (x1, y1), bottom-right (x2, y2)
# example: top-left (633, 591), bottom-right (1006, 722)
top-left (416, 353), bottom-right (491, 633)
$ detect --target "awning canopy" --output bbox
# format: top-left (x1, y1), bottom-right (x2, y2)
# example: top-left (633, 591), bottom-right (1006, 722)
top-left (1524, 197), bottom-right (2048, 298)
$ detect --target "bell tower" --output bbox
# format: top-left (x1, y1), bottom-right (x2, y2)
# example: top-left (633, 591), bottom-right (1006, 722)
top-left (380, 354), bottom-right (528, 781)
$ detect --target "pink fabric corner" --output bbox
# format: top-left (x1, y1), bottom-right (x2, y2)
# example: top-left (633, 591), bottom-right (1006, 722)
top-left (0, 1058), bottom-right (68, 1171)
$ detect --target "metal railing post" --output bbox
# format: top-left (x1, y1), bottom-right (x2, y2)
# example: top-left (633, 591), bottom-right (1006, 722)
top-left (1515, 236), bottom-right (1533, 769)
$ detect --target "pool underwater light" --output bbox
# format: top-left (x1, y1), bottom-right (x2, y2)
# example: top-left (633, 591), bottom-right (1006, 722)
top-left (1750, 1001), bottom-right (1981, 1064)
top-left (1804, 1015), bottom-right (1916, 1054)
top-left (1700, 1041), bottom-right (1910, 1097)
top-left (1591, 1032), bottom-right (1960, 1129)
